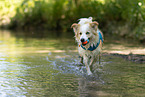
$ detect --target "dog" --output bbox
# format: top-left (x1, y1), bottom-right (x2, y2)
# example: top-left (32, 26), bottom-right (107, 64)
top-left (71, 17), bottom-right (103, 75)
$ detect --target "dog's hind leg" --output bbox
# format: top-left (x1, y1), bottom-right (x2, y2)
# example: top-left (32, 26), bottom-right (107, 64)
top-left (99, 52), bottom-right (101, 64)
top-left (79, 56), bottom-right (84, 66)
top-left (89, 57), bottom-right (94, 73)
top-left (80, 56), bottom-right (83, 64)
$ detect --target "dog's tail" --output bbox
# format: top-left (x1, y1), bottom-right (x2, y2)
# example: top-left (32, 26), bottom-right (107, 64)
top-left (78, 17), bottom-right (92, 25)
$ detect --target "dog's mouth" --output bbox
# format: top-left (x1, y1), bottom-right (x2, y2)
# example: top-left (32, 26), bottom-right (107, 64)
top-left (82, 39), bottom-right (89, 46)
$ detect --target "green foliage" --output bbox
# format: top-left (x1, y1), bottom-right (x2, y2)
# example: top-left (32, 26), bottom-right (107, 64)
top-left (0, 0), bottom-right (22, 27)
top-left (103, 0), bottom-right (145, 41)
top-left (0, 0), bottom-right (145, 41)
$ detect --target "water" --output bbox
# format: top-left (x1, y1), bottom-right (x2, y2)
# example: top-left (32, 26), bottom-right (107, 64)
top-left (0, 30), bottom-right (144, 97)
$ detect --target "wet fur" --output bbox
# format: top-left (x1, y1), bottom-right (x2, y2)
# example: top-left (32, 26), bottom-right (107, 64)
top-left (71, 17), bottom-right (103, 75)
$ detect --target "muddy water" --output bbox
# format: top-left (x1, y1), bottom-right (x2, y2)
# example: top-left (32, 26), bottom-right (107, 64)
top-left (0, 30), bottom-right (145, 97)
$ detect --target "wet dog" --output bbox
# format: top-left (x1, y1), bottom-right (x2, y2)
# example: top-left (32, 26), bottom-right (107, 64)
top-left (71, 17), bottom-right (103, 75)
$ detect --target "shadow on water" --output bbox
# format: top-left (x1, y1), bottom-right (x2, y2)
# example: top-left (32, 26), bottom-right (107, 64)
top-left (0, 30), bottom-right (145, 97)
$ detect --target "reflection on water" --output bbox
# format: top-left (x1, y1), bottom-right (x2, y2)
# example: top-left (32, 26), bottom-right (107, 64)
top-left (0, 30), bottom-right (145, 97)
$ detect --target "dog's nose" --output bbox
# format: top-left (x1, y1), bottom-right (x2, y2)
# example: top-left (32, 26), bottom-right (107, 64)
top-left (81, 38), bottom-right (85, 42)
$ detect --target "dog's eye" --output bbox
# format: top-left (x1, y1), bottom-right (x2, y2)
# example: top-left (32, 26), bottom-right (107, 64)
top-left (86, 32), bottom-right (90, 34)
top-left (79, 32), bottom-right (82, 35)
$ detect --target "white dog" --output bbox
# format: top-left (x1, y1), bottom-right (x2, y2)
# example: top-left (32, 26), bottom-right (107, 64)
top-left (71, 17), bottom-right (103, 75)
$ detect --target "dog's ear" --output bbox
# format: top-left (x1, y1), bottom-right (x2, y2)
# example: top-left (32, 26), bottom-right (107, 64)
top-left (71, 23), bottom-right (80, 32)
top-left (90, 21), bottom-right (99, 31)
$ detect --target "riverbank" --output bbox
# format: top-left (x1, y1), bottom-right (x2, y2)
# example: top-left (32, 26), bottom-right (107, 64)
top-left (102, 34), bottom-right (145, 64)
top-left (103, 53), bottom-right (145, 64)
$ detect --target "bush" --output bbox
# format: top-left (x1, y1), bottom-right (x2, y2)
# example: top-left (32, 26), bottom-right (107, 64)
top-left (0, 0), bottom-right (145, 41)
top-left (9, 0), bottom-right (104, 30)
top-left (102, 0), bottom-right (145, 41)
top-left (0, 0), bottom-right (22, 28)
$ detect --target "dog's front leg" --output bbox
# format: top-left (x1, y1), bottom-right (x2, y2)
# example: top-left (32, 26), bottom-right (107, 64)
top-left (89, 57), bottom-right (94, 67)
top-left (84, 55), bottom-right (92, 75)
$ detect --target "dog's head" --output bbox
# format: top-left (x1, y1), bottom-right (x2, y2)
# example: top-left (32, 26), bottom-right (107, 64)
top-left (71, 17), bottom-right (99, 45)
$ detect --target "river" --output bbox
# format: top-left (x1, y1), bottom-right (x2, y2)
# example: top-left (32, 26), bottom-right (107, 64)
top-left (0, 30), bottom-right (145, 97)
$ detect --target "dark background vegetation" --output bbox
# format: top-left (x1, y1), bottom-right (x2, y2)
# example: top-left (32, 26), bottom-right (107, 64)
top-left (0, 0), bottom-right (144, 41)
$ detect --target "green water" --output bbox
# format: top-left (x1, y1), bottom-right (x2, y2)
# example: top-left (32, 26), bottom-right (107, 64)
top-left (0, 30), bottom-right (144, 97)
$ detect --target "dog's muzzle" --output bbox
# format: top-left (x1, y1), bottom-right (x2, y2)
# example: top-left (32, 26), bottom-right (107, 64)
top-left (81, 38), bottom-right (89, 46)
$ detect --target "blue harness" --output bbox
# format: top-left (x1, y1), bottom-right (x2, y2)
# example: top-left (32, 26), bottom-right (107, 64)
top-left (81, 31), bottom-right (103, 51)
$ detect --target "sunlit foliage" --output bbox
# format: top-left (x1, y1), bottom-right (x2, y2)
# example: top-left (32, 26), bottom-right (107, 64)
top-left (0, 0), bottom-right (22, 26)
top-left (0, 0), bottom-right (144, 40)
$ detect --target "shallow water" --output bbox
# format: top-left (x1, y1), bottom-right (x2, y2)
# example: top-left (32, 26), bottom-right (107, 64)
top-left (0, 30), bottom-right (145, 97)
